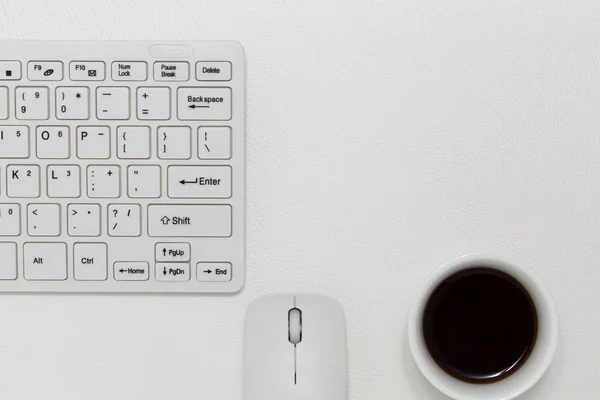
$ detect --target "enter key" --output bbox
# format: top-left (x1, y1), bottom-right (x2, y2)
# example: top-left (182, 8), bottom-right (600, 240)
top-left (168, 165), bottom-right (232, 198)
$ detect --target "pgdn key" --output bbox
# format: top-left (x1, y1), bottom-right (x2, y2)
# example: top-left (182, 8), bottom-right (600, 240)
top-left (156, 263), bottom-right (190, 282)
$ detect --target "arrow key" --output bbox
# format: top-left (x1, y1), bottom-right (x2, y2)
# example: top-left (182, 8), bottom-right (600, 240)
top-left (155, 243), bottom-right (190, 262)
top-left (197, 262), bottom-right (232, 282)
top-left (114, 262), bottom-right (149, 281)
top-left (156, 263), bottom-right (190, 282)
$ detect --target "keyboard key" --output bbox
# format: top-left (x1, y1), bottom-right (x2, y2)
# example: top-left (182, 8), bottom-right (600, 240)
top-left (77, 126), bottom-right (110, 159)
top-left (117, 126), bottom-right (150, 159)
top-left (167, 165), bottom-right (231, 198)
top-left (155, 243), bottom-right (191, 262)
top-left (114, 262), bottom-right (149, 281)
top-left (153, 62), bottom-right (189, 81)
top-left (108, 204), bottom-right (141, 236)
top-left (156, 263), bottom-right (190, 282)
top-left (36, 126), bottom-right (70, 159)
top-left (158, 126), bottom-right (191, 159)
top-left (27, 61), bottom-right (63, 81)
top-left (56, 87), bottom-right (90, 120)
top-left (27, 203), bottom-right (61, 236)
top-left (196, 61), bottom-right (232, 81)
top-left (69, 61), bottom-right (105, 81)
top-left (24, 242), bottom-right (67, 280)
top-left (148, 204), bottom-right (231, 237)
top-left (112, 61), bottom-right (147, 81)
top-left (0, 242), bottom-right (17, 280)
top-left (0, 126), bottom-right (29, 158)
top-left (97, 87), bottom-right (130, 119)
top-left (0, 204), bottom-right (20, 236)
top-left (128, 165), bottom-right (161, 198)
top-left (197, 262), bottom-right (232, 282)
top-left (87, 165), bottom-right (121, 198)
top-left (68, 204), bottom-right (101, 237)
top-left (0, 87), bottom-right (8, 119)
top-left (74, 243), bottom-right (107, 281)
top-left (137, 87), bottom-right (170, 120)
top-left (177, 87), bottom-right (231, 121)
top-left (47, 165), bottom-right (81, 198)
top-left (198, 127), bottom-right (231, 160)
top-left (0, 61), bottom-right (21, 80)
top-left (16, 87), bottom-right (49, 120)
top-left (7, 165), bottom-right (40, 198)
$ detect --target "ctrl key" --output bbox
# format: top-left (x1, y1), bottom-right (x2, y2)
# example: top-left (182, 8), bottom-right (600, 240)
top-left (114, 262), bottom-right (149, 281)
top-left (0, 242), bottom-right (17, 280)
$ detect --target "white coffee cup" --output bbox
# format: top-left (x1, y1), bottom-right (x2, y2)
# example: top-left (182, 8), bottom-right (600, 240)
top-left (408, 256), bottom-right (559, 400)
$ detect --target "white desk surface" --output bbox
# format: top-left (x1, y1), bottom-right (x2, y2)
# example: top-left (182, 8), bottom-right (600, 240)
top-left (1, 0), bottom-right (599, 398)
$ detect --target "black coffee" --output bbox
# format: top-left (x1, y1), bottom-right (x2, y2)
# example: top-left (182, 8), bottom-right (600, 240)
top-left (422, 267), bottom-right (538, 384)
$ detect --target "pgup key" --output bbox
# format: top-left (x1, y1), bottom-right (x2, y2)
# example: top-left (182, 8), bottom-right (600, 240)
top-left (155, 243), bottom-right (191, 262)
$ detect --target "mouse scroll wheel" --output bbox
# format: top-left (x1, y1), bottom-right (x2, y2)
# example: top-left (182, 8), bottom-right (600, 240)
top-left (288, 308), bottom-right (302, 345)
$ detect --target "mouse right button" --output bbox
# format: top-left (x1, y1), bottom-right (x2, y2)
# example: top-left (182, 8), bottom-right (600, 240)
top-left (295, 295), bottom-right (348, 400)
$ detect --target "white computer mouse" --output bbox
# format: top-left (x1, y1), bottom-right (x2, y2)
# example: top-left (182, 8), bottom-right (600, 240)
top-left (244, 294), bottom-right (348, 400)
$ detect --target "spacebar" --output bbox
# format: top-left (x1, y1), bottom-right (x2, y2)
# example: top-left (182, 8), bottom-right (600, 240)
top-left (148, 205), bottom-right (232, 237)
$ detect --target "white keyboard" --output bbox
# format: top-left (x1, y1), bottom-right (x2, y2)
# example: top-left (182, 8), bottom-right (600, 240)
top-left (0, 41), bottom-right (245, 293)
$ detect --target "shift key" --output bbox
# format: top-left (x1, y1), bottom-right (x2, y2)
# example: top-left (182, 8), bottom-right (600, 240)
top-left (148, 205), bottom-right (232, 237)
